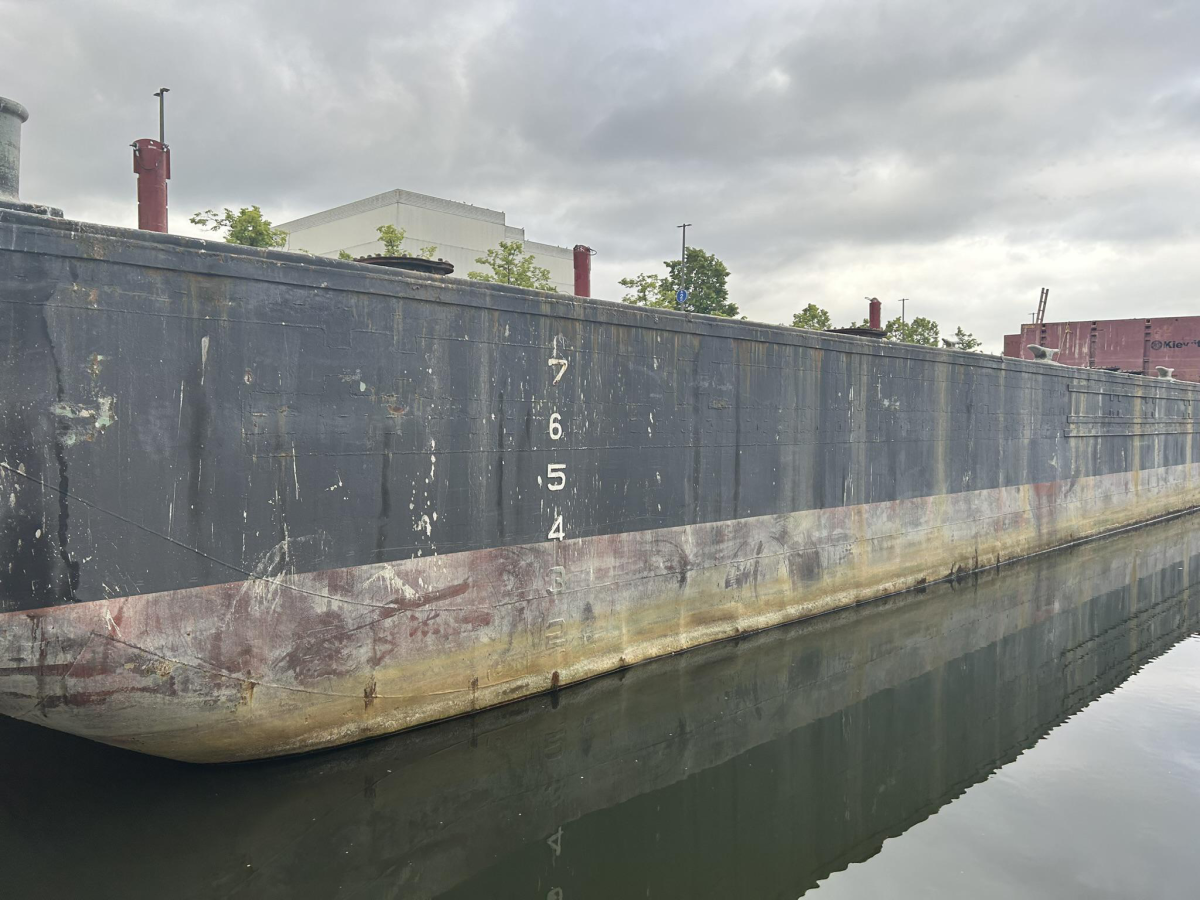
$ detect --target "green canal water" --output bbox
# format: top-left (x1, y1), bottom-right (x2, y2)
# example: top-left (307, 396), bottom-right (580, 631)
top-left (2, 514), bottom-right (1200, 899)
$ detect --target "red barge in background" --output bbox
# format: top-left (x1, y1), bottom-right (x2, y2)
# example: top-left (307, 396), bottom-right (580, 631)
top-left (1005, 315), bottom-right (1200, 382)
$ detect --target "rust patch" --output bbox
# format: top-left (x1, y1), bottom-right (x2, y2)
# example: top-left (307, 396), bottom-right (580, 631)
top-left (416, 580), bottom-right (470, 606)
top-left (407, 610), bottom-right (441, 639)
top-left (323, 565), bottom-right (358, 598)
top-left (363, 676), bottom-right (377, 710)
top-left (277, 609), bottom-right (361, 681)
top-left (51, 396), bottom-right (116, 446)
top-left (458, 608), bottom-right (494, 629)
top-left (388, 579), bottom-right (471, 612)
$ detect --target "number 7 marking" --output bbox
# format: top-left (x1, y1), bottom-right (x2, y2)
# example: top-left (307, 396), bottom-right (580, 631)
top-left (548, 356), bottom-right (568, 384)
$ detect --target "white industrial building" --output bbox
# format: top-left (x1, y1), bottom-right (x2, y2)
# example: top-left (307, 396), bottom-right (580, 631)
top-left (278, 189), bottom-right (576, 292)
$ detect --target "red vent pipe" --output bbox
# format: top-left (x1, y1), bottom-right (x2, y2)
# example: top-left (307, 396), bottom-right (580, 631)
top-left (869, 297), bottom-right (882, 330)
top-left (132, 138), bottom-right (170, 232)
top-left (573, 244), bottom-right (594, 298)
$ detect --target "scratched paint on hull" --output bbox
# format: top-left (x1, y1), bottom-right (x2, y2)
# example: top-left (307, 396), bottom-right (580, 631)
top-left (2, 461), bottom-right (1198, 763)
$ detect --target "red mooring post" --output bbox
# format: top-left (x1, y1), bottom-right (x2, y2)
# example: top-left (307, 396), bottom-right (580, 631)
top-left (573, 244), bottom-right (593, 297)
top-left (132, 138), bottom-right (170, 232)
top-left (869, 297), bottom-right (882, 330)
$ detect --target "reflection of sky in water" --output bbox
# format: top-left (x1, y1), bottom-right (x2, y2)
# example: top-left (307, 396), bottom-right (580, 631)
top-left (814, 634), bottom-right (1200, 900)
top-left (3, 517), bottom-right (1199, 900)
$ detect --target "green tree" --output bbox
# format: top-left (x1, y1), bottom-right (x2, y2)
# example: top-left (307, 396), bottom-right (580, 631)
top-left (884, 315), bottom-right (940, 346)
top-left (190, 206), bottom-right (288, 248)
top-left (374, 224), bottom-right (437, 259)
top-left (953, 326), bottom-right (981, 350)
top-left (469, 240), bottom-right (557, 291)
top-left (337, 250), bottom-right (355, 260)
top-left (620, 247), bottom-right (737, 317)
top-left (792, 303), bottom-right (832, 330)
top-left (376, 224), bottom-right (407, 255)
top-left (619, 272), bottom-right (668, 306)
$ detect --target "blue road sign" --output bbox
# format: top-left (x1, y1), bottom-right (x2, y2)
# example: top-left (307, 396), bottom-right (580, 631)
top-left (676, 289), bottom-right (688, 304)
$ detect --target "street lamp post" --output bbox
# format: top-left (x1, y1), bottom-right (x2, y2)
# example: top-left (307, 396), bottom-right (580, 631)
top-left (676, 223), bottom-right (691, 309)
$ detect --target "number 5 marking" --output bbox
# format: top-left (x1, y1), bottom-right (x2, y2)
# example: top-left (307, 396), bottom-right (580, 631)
top-left (546, 463), bottom-right (566, 491)
top-left (548, 356), bottom-right (568, 384)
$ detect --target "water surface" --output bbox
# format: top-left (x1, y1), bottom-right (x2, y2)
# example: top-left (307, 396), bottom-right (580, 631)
top-left (2, 515), bottom-right (1199, 899)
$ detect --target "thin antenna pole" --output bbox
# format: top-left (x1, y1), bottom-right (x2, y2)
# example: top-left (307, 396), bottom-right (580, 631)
top-left (154, 87), bottom-right (170, 144)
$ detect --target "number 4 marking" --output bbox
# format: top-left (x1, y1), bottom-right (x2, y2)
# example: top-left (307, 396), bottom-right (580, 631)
top-left (548, 356), bottom-right (568, 384)
top-left (548, 515), bottom-right (565, 541)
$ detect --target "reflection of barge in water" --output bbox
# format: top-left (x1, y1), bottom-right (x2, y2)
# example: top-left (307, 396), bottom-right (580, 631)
top-left (3, 96), bottom-right (1200, 761)
top-left (4, 513), bottom-right (1198, 898)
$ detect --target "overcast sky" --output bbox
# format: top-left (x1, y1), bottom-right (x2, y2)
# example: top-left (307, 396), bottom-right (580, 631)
top-left (3, 0), bottom-right (1198, 348)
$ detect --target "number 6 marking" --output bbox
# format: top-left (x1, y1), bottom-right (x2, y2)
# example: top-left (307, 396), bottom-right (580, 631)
top-left (548, 356), bottom-right (568, 384)
top-left (546, 463), bottom-right (566, 491)
top-left (548, 515), bottom-right (565, 541)
top-left (548, 412), bottom-right (563, 440)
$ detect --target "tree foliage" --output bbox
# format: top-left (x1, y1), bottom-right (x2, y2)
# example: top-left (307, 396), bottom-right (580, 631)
top-left (618, 273), bottom-right (669, 306)
top-left (373, 224), bottom-right (437, 259)
top-left (786, 299), bottom-right (979, 350)
top-left (952, 326), bottom-right (981, 350)
top-left (884, 315), bottom-right (940, 346)
top-left (468, 240), bottom-right (557, 291)
top-left (792, 303), bottom-right (832, 330)
top-left (620, 247), bottom-right (737, 317)
top-left (190, 206), bottom-right (288, 248)
top-left (376, 224), bottom-right (407, 255)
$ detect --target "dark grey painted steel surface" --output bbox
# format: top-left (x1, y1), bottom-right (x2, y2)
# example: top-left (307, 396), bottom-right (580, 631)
top-left (2, 207), bottom-right (1199, 613)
